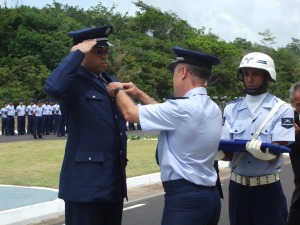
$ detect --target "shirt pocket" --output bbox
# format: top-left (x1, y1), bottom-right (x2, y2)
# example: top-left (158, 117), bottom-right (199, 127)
top-left (229, 124), bottom-right (246, 139)
top-left (84, 89), bottom-right (104, 101)
top-left (82, 89), bottom-right (108, 115)
top-left (259, 125), bottom-right (272, 142)
top-left (76, 152), bottom-right (104, 163)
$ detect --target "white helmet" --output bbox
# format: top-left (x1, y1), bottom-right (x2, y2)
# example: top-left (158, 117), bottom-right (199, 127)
top-left (237, 52), bottom-right (276, 82)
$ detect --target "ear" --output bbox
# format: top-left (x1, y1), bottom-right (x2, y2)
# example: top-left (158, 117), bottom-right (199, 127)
top-left (180, 66), bottom-right (188, 80)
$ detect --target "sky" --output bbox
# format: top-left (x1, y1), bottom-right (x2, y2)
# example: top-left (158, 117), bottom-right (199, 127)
top-left (2, 0), bottom-right (300, 47)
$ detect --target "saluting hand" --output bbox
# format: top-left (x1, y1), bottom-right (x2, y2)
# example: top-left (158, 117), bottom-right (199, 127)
top-left (70, 39), bottom-right (97, 54)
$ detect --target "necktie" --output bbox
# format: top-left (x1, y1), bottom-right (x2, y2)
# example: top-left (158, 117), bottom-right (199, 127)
top-left (98, 74), bottom-right (108, 87)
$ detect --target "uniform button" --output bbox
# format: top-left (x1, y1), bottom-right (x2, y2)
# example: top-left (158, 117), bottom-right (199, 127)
top-left (120, 151), bottom-right (122, 154)
top-left (120, 132), bottom-right (122, 136)
top-left (92, 95), bottom-right (96, 98)
top-left (235, 130), bottom-right (237, 132)
top-left (115, 115), bottom-right (118, 119)
top-left (88, 157), bottom-right (92, 161)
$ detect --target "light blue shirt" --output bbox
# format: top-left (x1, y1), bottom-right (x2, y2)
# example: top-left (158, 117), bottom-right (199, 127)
top-left (26, 105), bottom-right (33, 116)
top-left (16, 105), bottom-right (26, 116)
top-left (33, 106), bottom-right (43, 117)
top-left (6, 105), bottom-right (15, 117)
top-left (139, 87), bottom-right (222, 186)
top-left (221, 93), bottom-right (295, 177)
top-left (0, 107), bottom-right (7, 118)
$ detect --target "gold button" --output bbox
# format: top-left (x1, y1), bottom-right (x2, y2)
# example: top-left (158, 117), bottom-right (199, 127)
top-left (88, 157), bottom-right (91, 160)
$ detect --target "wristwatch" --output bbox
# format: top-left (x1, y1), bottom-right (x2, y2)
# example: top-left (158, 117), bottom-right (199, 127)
top-left (114, 87), bottom-right (124, 96)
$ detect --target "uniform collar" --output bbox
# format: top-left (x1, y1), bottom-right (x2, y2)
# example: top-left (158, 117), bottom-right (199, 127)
top-left (184, 87), bottom-right (207, 97)
top-left (237, 92), bottom-right (273, 111)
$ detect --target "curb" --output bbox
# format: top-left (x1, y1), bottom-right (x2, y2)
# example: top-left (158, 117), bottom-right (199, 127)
top-left (0, 162), bottom-right (230, 225)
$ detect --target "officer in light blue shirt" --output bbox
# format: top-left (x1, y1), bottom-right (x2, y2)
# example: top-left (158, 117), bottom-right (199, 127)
top-left (218, 52), bottom-right (295, 225)
top-left (32, 100), bottom-right (43, 139)
top-left (107, 46), bottom-right (222, 225)
top-left (26, 99), bottom-right (35, 135)
top-left (1, 102), bottom-right (8, 135)
top-left (5, 99), bottom-right (15, 136)
top-left (16, 99), bottom-right (26, 135)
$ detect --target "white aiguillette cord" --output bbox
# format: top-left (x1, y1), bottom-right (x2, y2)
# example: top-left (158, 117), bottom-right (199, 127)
top-left (232, 100), bottom-right (285, 171)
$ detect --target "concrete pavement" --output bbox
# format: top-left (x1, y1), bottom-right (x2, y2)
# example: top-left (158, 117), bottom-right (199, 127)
top-left (0, 131), bottom-right (230, 225)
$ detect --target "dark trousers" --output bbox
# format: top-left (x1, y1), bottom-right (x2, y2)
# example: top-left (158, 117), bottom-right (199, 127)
top-left (287, 149), bottom-right (300, 225)
top-left (56, 115), bottom-right (65, 136)
top-left (6, 115), bottom-right (14, 135)
top-left (1, 118), bottom-right (7, 135)
top-left (41, 115), bottom-right (49, 134)
top-left (65, 201), bottom-right (123, 225)
top-left (32, 116), bottom-right (42, 138)
top-left (229, 180), bottom-right (287, 225)
top-left (27, 115), bottom-right (33, 134)
top-left (48, 115), bottom-right (53, 132)
top-left (17, 116), bottom-right (25, 134)
top-left (161, 179), bottom-right (221, 225)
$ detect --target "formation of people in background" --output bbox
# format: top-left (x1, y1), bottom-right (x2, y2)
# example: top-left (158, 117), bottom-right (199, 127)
top-left (0, 98), bottom-right (67, 139)
top-left (0, 98), bottom-right (142, 138)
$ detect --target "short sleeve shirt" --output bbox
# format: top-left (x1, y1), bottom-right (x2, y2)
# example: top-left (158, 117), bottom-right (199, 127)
top-left (139, 87), bottom-right (222, 186)
top-left (221, 93), bottom-right (295, 177)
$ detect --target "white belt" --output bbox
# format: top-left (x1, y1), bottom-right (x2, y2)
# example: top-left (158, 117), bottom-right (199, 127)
top-left (231, 172), bottom-right (280, 187)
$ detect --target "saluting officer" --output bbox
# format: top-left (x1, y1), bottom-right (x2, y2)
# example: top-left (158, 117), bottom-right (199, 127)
top-left (44, 25), bottom-right (127, 225)
top-left (107, 46), bottom-right (222, 225)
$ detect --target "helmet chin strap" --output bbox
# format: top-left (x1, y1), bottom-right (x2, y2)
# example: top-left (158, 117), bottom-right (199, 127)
top-left (244, 82), bottom-right (268, 96)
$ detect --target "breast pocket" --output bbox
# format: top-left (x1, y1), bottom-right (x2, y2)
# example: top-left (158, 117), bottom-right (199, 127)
top-left (82, 89), bottom-right (108, 115)
top-left (260, 125), bottom-right (272, 142)
top-left (229, 124), bottom-right (246, 139)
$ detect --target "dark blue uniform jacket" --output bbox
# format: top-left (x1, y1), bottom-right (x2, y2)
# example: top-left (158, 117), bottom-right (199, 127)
top-left (44, 50), bottom-right (127, 202)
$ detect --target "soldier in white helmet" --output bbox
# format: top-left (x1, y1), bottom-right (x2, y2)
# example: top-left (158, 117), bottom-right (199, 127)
top-left (217, 52), bottom-right (295, 225)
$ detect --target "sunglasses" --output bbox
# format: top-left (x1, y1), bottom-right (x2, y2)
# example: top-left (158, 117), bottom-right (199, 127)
top-left (92, 47), bottom-right (109, 55)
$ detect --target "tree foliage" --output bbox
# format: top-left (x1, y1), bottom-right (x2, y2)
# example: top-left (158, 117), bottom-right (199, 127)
top-left (0, 1), bottom-right (299, 105)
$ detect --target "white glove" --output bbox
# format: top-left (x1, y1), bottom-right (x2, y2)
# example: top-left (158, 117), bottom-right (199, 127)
top-left (246, 139), bottom-right (276, 161)
top-left (215, 150), bottom-right (225, 161)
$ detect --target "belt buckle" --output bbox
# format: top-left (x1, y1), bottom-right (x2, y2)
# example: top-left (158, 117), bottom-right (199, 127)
top-left (246, 177), bottom-right (250, 186)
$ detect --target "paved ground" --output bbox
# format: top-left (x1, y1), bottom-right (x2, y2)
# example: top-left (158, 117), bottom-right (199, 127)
top-left (0, 130), bottom-right (231, 225)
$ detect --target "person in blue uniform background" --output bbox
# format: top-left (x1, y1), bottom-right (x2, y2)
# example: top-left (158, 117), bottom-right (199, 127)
top-left (44, 25), bottom-right (127, 225)
top-left (107, 46), bottom-right (222, 225)
top-left (32, 100), bottom-right (43, 139)
top-left (16, 99), bottom-right (26, 135)
top-left (5, 99), bottom-right (15, 136)
top-left (1, 102), bottom-right (8, 135)
top-left (218, 52), bottom-right (295, 225)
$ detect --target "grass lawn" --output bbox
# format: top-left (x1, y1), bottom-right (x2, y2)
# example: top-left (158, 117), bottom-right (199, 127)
top-left (0, 139), bottom-right (159, 189)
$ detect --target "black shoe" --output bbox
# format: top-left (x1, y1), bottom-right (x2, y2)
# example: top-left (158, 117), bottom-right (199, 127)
top-left (33, 136), bottom-right (37, 139)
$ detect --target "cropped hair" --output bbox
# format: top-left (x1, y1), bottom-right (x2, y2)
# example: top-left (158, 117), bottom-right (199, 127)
top-left (180, 63), bottom-right (212, 80)
top-left (289, 81), bottom-right (300, 101)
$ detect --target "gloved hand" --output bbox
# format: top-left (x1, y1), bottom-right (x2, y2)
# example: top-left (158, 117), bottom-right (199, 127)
top-left (246, 139), bottom-right (276, 161)
top-left (215, 150), bottom-right (225, 161)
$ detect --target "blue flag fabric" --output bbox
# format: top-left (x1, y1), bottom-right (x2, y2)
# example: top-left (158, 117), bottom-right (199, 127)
top-left (218, 139), bottom-right (291, 153)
